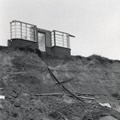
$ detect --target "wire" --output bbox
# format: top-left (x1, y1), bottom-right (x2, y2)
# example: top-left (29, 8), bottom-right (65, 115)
top-left (40, 55), bottom-right (84, 103)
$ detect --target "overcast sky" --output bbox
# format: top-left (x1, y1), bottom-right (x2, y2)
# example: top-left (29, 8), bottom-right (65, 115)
top-left (0, 0), bottom-right (120, 60)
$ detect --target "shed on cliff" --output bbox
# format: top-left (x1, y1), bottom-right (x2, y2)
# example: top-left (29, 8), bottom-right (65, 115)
top-left (8, 20), bottom-right (75, 57)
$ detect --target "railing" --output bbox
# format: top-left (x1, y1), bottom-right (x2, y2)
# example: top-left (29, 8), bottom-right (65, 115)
top-left (10, 20), bottom-right (37, 42)
top-left (10, 20), bottom-right (75, 49)
top-left (51, 30), bottom-right (75, 48)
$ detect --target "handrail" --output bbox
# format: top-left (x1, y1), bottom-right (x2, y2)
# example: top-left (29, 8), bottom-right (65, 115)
top-left (52, 30), bottom-right (75, 38)
top-left (10, 20), bottom-right (36, 27)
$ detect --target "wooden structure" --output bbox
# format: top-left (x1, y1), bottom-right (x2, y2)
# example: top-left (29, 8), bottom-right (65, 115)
top-left (8, 20), bottom-right (75, 56)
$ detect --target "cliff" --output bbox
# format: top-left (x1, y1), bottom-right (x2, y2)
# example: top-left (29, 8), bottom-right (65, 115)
top-left (0, 47), bottom-right (120, 120)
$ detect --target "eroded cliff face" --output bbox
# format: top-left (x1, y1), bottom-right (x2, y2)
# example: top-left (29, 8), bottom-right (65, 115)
top-left (0, 48), bottom-right (120, 120)
top-left (44, 55), bottom-right (120, 101)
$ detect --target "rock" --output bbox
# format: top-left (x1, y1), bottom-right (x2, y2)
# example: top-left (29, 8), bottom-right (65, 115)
top-left (99, 116), bottom-right (118, 120)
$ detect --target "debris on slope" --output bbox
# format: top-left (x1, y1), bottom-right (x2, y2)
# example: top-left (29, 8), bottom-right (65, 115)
top-left (45, 54), bottom-right (120, 101)
top-left (1, 92), bottom-right (120, 120)
top-left (0, 48), bottom-right (120, 120)
top-left (100, 116), bottom-right (118, 120)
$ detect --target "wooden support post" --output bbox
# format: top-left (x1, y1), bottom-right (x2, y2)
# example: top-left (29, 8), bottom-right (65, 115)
top-left (54, 31), bottom-right (56, 46)
top-left (15, 21), bottom-right (16, 38)
top-left (21, 22), bottom-right (22, 39)
top-left (62, 33), bottom-right (64, 47)
top-left (34, 26), bottom-right (38, 42)
top-left (26, 24), bottom-right (27, 40)
top-left (10, 22), bottom-right (12, 39)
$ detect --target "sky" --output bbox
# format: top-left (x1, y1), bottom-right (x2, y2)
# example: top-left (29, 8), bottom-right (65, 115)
top-left (0, 0), bottom-right (120, 60)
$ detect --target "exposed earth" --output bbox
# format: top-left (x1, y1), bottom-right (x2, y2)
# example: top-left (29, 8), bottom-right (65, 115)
top-left (0, 47), bottom-right (120, 120)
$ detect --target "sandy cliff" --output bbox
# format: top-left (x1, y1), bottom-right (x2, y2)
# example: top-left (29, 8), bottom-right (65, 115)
top-left (0, 48), bottom-right (120, 120)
